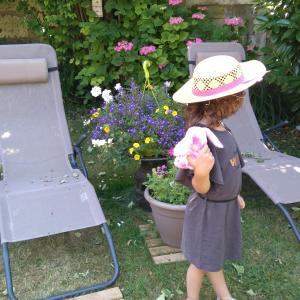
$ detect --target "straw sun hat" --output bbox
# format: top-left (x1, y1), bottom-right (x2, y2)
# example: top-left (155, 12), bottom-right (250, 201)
top-left (173, 55), bottom-right (267, 104)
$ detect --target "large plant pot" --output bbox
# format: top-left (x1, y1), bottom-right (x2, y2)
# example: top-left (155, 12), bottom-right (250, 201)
top-left (144, 187), bottom-right (186, 248)
top-left (134, 157), bottom-right (167, 211)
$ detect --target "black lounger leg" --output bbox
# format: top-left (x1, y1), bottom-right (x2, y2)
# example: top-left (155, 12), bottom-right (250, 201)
top-left (44, 223), bottom-right (120, 299)
top-left (277, 203), bottom-right (300, 243)
top-left (2, 243), bottom-right (17, 300)
top-left (1, 223), bottom-right (119, 300)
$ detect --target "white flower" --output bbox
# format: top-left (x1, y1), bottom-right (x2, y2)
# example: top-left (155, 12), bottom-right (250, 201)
top-left (91, 86), bottom-right (102, 97)
top-left (102, 89), bottom-right (113, 103)
top-left (114, 83), bottom-right (122, 91)
top-left (92, 139), bottom-right (107, 147)
top-left (107, 138), bottom-right (113, 144)
top-left (164, 81), bottom-right (171, 88)
top-left (83, 119), bottom-right (91, 126)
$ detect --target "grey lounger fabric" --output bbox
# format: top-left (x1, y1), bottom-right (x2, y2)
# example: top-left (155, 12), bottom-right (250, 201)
top-left (0, 44), bottom-right (105, 243)
top-left (188, 42), bottom-right (300, 205)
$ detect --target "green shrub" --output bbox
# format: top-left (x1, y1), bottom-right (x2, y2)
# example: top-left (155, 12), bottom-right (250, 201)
top-left (256, 0), bottom-right (300, 122)
top-left (18, 1), bottom-right (246, 102)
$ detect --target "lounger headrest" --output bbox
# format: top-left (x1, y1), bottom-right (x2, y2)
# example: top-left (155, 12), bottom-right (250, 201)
top-left (0, 58), bottom-right (48, 85)
top-left (196, 52), bottom-right (242, 64)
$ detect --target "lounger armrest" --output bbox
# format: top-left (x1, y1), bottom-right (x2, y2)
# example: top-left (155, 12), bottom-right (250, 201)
top-left (263, 120), bottom-right (289, 134)
top-left (72, 131), bottom-right (91, 178)
top-left (262, 120), bottom-right (288, 152)
top-left (74, 132), bottom-right (89, 148)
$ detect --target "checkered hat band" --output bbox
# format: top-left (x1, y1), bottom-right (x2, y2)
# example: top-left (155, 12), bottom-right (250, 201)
top-left (192, 66), bottom-right (242, 93)
top-left (192, 75), bottom-right (244, 97)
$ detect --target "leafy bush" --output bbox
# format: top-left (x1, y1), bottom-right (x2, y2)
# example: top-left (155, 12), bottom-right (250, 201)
top-left (256, 0), bottom-right (300, 122)
top-left (18, 0), bottom-right (247, 101)
top-left (145, 163), bottom-right (190, 205)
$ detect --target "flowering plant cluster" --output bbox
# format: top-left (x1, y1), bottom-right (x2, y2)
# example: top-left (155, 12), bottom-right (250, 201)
top-left (144, 162), bottom-right (190, 205)
top-left (87, 81), bottom-right (185, 161)
top-left (222, 16), bottom-right (247, 45)
top-left (74, 1), bottom-right (248, 94)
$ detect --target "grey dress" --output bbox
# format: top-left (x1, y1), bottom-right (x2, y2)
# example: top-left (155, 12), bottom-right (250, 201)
top-left (176, 124), bottom-right (244, 272)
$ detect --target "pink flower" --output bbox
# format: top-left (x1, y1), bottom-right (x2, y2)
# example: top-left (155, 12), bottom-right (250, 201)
top-left (139, 45), bottom-right (156, 56)
top-left (158, 64), bottom-right (166, 70)
top-left (224, 17), bottom-right (243, 26)
top-left (186, 38), bottom-right (203, 47)
top-left (169, 16), bottom-right (184, 25)
top-left (168, 147), bottom-right (174, 157)
top-left (192, 13), bottom-right (205, 20)
top-left (169, 0), bottom-right (183, 6)
top-left (246, 44), bottom-right (255, 52)
top-left (114, 40), bottom-right (134, 52)
top-left (197, 6), bottom-right (208, 11)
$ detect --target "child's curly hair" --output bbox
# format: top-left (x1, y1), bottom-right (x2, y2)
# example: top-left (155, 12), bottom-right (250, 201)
top-left (184, 91), bottom-right (245, 129)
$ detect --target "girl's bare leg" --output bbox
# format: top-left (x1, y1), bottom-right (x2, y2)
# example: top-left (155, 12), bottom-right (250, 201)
top-left (186, 264), bottom-right (205, 300)
top-left (206, 269), bottom-right (231, 300)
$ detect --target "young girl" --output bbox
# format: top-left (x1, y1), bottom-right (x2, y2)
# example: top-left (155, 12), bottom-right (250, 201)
top-left (173, 55), bottom-right (267, 300)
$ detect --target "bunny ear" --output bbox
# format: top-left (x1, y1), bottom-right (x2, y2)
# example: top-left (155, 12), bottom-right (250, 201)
top-left (205, 128), bottom-right (224, 148)
top-left (173, 139), bottom-right (189, 156)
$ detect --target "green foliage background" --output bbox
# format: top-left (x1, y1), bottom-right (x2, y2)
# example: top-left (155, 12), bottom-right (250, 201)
top-left (18, 0), bottom-right (244, 103)
top-left (255, 0), bottom-right (300, 123)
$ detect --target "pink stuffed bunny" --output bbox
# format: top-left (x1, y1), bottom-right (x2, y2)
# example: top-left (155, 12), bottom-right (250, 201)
top-left (174, 126), bottom-right (224, 169)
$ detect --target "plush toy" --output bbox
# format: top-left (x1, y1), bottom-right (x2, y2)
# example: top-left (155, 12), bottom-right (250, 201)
top-left (174, 126), bottom-right (224, 169)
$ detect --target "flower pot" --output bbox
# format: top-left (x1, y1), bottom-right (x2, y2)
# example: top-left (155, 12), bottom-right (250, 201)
top-left (144, 187), bottom-right (186, 248)
top-left (134, 157), bottom-right (167, 211)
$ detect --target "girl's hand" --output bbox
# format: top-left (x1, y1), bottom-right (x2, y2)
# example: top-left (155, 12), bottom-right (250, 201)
top-left (237, 195), bottom-right (245, 209)
top-left (187, 145), bottom-right (215, 178)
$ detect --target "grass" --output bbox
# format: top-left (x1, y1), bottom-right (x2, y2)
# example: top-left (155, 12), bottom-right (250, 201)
top-left (0, 111), bottom-right (299, 300)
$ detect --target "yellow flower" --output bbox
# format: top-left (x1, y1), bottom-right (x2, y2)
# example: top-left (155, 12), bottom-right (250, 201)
top-left (129, 147), bottom-right (134, 154)
top-left (134, 154), bottom-right (140, 161)
top-left (155, 108), bottom-right (160, 113)
top-left (103, 126), bottom-right (110, 133)
top-left (145, 137), bottom-right (151, 144)
top-left (163, 105), bottom-right (169, 114)
top-left (92, 112), bottom-right (100, 118)
top-left (172, 111), bottom-right (177, 117)
top-left (133, 143), bottom-right (140, 148)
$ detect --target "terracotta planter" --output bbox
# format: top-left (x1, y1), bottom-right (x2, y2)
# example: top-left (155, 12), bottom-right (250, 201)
top-left (144, 187), bottom-right (186, 248)
top-left (134, 157), bottom-right (167, 211)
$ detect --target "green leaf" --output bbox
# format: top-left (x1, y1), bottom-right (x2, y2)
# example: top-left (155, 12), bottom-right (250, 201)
top-left (296, 32), bottom-right (300, 43)
top-left (74, 232), bottom-right (82, 238)
top-left (232, 263), bottom-right (244, 276)
top-left (246, 289), bottom-right (257, 296)
top-left (111, 56), bottom-right (124, 66)
top-left (276, 19), bottom-right (291, 27)
top-left (256, 15), bottom-right (269, 22)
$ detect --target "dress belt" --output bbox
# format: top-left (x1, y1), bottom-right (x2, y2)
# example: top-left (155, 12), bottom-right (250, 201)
top-left (197, 194), bottom-right (237, 203)
top-left (206, 198), bottom-right (237, 203)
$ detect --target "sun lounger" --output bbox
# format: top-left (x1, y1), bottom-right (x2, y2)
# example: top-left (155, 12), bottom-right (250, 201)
top-left (0, 43), bottom-right (119, 299)
top-left (188, 42), bottom-right (300, 243)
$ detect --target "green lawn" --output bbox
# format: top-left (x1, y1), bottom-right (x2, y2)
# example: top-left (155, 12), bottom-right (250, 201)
top-left (0, 112), bottom-right (299, 300)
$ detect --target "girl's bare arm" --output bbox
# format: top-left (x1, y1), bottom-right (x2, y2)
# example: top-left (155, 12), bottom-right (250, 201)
top-left (187, 145), bottom-right (215, 194)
